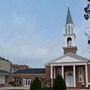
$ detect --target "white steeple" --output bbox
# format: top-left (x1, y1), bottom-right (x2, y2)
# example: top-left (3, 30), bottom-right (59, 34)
top-left (63, 8), bottom-right (77, 54)
top-left (64, 7), bottom-right (76, 47)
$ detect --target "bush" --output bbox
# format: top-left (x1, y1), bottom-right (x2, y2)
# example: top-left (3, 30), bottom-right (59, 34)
top-left (42, 87), bottom-right (51, 90)
top-left (30, 77), bottom-right (41, 90)
top-left (53, 75), bottom-right (66, 90)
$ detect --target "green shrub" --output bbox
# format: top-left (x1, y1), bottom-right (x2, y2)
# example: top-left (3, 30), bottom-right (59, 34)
top-left (30, 77), bottom-right (41, 90)
top-left (53, 75), bottom-right (66, 90)
top-left (42, 87), bottom-right (51, 90)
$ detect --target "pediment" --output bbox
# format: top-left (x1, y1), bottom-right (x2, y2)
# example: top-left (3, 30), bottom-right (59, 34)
top-left (54, 56), bottom-right (84, 63)
top-left (49, 53), bottom-right (89, 64)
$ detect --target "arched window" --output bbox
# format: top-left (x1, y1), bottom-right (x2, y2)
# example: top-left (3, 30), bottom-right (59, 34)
top-left (67, 37), bottom-right (72, 47)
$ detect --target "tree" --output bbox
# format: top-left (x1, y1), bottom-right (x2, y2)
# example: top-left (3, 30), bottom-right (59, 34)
top-left (84, 0), bottom-right (90, 20)
top-left (30, 77), bottom-right (41, 90)
top-left (53, 75), bottom-right (66, 90)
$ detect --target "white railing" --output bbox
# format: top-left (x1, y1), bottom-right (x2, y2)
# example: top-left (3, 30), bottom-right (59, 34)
top-left (0, 86), bottom-right (29, 90)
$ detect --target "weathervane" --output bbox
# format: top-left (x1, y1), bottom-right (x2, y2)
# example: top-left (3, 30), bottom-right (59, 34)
top-left (84, 0), bottom-right (90, 20)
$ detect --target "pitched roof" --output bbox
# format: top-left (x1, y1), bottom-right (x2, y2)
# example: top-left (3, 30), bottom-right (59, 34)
top-left (0, 57), bottom-right (11, 64)
top-left (14, 68), bottom-right (45, 74)
top-left (0, 70), bottom-right (10, 75)
top-left (66, 7), bottom-right (73, 25)
top-left (47, 52), bottom-right (89, 64)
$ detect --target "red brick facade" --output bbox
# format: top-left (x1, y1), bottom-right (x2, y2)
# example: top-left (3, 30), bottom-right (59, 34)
top-left (63, 46), bottom-right (77, 54)
top-left (14, 74), bottom-right (46, 87)
top-left (11, 64), bottom-right (29, 72)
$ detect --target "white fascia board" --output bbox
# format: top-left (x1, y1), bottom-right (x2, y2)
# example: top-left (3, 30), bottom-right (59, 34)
top-left (50, 62), bottom-right (87, 66)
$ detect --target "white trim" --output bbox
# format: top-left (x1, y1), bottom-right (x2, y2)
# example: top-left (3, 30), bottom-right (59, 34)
top-left (50, 62), bottom-right (87, 66)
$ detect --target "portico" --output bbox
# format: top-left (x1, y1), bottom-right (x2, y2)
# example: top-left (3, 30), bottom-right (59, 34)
top-left (48, 52), bottom-right (89, 88)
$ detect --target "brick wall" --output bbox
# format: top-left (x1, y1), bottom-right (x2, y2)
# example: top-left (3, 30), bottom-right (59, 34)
top-left (13, 74), bottom-right (46, 87)
top-left (63, 47), bottom-right (77, 54)
top-left (45, 65), bottom-right (51, 79)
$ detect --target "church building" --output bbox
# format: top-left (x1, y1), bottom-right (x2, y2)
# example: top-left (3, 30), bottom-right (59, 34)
top-left (45, 8), bottom-right (90, 88)
top-left (12, 8), bottom-right (90, 89)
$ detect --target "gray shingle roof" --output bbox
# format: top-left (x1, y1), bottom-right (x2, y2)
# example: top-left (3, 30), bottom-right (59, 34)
top-left (0, 57), bottom-right (11, 64)
top-left (14, 68), bottom-right (45, 74)
top-left (66, 7), bottom-right (73, 25)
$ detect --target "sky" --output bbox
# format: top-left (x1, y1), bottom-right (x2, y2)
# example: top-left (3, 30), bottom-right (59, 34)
top-left (0, 0), bottom-right (90, 68)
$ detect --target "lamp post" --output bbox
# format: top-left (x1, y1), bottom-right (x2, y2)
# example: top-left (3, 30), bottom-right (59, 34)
top-left (84, 0), bottom-right (90, 20)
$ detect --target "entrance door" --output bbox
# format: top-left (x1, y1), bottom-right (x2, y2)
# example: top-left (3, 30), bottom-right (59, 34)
top-left (65, 72), bottom-right (74, 87)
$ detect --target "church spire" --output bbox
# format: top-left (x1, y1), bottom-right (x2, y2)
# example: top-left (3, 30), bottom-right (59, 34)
top-left (66, 7), bottom-right (73, 25)
top-left (63, 8), bottom-right (77, 55)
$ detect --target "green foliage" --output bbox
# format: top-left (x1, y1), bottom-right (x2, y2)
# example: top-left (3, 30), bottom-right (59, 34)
top-left (30, 77), bottom-right (41, 90)
top-left (42, 87), bottom-right (51, 90)
top-left (53, 75), bottom-right (66, 90)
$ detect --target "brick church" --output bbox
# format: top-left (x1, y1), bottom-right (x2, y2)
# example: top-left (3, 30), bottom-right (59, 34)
top-left (45, 8), bottom-right (90, 88)
top-left (12, 8), bottom-right (90, 89)
top-left (0, 8), bottom-right (90, 89)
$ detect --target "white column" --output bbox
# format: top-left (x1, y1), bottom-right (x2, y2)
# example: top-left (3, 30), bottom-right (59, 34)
top-left (85, 64), bottom-right (88, 87)
top-left (50, 65), bottom-right (53, 87)
top-left (50, 65), bottom-right (53, 79)
top-left (62, 65), bottom-right (64, 79)
top-left (54, 67), bottom-right (56, 79)
top-left (73, 65), bottom-right (76, 87)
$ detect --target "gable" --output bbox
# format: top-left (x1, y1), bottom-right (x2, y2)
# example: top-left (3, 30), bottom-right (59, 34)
top-left (54, 56), bottom-right (86, 63)
top-left (48, 53), bottom-right (89, 64)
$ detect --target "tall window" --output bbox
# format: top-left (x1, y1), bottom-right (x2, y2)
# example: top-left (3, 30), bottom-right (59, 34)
top-left (56, 67), bottom-right (61, 76)
top-left (78, 67), bottom-right (84, 82)
top-left (25, 79), bottom-right (31, 85)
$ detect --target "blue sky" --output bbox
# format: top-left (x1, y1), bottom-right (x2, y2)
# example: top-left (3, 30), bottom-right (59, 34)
top-left (0, 0), bottom-right (89, 67)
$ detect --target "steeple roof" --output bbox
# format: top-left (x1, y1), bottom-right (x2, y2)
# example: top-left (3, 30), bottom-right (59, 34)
top-left (66, 7), bottom-right (73, 25)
